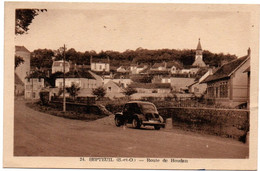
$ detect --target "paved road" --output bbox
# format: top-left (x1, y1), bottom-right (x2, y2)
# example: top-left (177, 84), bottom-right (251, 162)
top-left (14, 99), bottom-right (249, 158)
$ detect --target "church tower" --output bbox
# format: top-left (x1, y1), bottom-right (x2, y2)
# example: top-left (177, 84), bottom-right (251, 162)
top-left (192, 38), bottom-right (206, 67)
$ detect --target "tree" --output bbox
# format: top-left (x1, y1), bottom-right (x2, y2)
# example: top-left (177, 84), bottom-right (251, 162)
top-left (15, 9), bottom-right (47, 35)
top-left (15, 55), bottom-right (24, 69)
top-left (66, 84), bottom-right (80, 101)
top-left (92, 86), bottom-right (106, 100)
top-left (30, 49), bottom-right (54, 69)
top-left (123, 87), bottom-right (137, 97)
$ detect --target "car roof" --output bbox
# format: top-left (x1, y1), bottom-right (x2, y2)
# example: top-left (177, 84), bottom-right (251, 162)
top-left (126, 101), bottom-right (154, 105)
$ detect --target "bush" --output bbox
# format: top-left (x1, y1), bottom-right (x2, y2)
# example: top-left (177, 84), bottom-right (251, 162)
top-left (158, 107), bottom-right (249, 141)
top-left (39, 91), bottom-right (49, 105)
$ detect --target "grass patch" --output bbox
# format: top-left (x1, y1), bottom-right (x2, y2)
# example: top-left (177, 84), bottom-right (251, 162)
top-left (26, 101), bottom-right (108, 121)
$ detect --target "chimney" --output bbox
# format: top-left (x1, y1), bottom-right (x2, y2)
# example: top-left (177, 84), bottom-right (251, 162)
top-left (208, 68), bottom-right (213, 75)
top-left (90, 55), bottom-right (93, 64)
top-left (247, 47), bottom-right (251, 56)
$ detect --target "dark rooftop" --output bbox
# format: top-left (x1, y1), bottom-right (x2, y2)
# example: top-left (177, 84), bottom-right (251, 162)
top-left (15, 46), bottom-right (30, 53)
top-left (56, 71), bottom-right (95, 79)
top-left (202, 55), bottom-right (249, 83)
top-left (129, 83), bottom-right (171, 89)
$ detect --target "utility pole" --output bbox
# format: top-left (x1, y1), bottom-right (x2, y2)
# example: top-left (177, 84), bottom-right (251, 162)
top-left (63, 44), bottom-right (66, 112)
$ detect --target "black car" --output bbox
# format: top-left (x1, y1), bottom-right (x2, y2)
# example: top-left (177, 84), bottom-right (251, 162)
top-left (114, 101), bottom-right (165, 130)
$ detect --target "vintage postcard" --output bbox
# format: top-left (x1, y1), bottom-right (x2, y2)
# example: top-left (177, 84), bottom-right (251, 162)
top-left (3, 1), bottom-right (259, 170)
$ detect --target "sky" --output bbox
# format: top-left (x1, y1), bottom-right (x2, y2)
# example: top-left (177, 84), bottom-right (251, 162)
top-left (14, 4), bottom-right (253, 57)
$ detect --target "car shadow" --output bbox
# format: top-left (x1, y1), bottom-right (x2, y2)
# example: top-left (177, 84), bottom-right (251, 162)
top-left (125, 125), bottom-right (159, 131)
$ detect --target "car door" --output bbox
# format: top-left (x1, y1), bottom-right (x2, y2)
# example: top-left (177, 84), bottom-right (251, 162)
top-left (123, 103), bottom-right (135, 122)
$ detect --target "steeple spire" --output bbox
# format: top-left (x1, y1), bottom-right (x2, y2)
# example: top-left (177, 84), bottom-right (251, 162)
top-left (196, 38), bottom-right (202, 50)
top-left (192, 38), bottom-right (206, 67)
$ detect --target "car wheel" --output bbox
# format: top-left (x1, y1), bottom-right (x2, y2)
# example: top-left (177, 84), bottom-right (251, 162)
top-left (115, 116), bottom-right (122, 127)
top-left (154, 125), bottom-right (161, 130)
top-left (132, 118), bottom-right (141, 129)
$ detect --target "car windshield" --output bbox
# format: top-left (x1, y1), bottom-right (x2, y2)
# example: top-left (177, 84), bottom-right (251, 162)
top-left (140, 103), bottom-right (157, 113)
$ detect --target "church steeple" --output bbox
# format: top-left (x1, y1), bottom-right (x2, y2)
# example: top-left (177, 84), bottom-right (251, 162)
top-left (196, 38), bottom-right (202, 50)
top-left (195, 38), bottom-right (203, 60)
top-left (192, 38), bottom-right (206, 67)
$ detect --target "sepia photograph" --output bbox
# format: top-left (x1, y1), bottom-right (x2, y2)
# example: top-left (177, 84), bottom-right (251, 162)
top-left (3, 1), bottom-right (259, 170)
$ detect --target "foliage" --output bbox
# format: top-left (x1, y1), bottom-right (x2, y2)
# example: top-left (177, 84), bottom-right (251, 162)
top-left (39, 91), bottom-right (49, 105)
top-left (31, 49), bottom-right (54, 69)
top-left (158, 107), bottom-right (249, 141)
top-left (30, 47), bottom-right (238, 70)
top-left (26, 70), bottom-right (46, 78)
top-left (66, 84), bottom-right (80, 100)
top-left (123, 87), bottom-right (137, 96)
top-left (46, 72), bottom-right (63, 87)
top-left (15, 9), bottom-right (47, 35)
top-left (15, 55), bottom-right (24, 69)
top-left (92, 86), bottom-right (106, 99)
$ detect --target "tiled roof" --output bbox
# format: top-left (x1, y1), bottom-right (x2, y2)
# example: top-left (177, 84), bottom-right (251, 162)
top-left (202, 55), bottom-right (249, 83)
top-left (15, 46), bottom-right (30, 53)
top-left (139, 66), bottom-right (150, 74)
top-left (56, 71), bottom-right (95, 79)
top-left (166, 61), bottom-right (182, 69)
top-left (129, 83), bottom-right (171, 89)
top-left (152, 62), bottom-right (165, 68)
top-left (137, 64), bottom-right (147, 68)
top-left (53, 60), bottom-right (69, 67)
top-left (118, 66), bottom-right (130, 70)
top-left (148, 70), bottom-right (169, 75)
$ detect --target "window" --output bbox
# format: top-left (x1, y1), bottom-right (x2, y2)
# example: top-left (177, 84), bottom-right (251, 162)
top-left (215, 87), bottom-right (219, 98)
top-left (26, 85), bottom-right (32, 90)
top-left (32, 92), bottom-right (36, 98)
top-left (220, 82), bottom-right (228, 98)
top-left (108, 87), bottom-right (111, 91)
top-left (207, 87), bottom-right (214, 97)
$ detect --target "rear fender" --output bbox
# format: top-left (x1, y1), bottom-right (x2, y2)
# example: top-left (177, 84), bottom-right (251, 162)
top-left (115, 112), bottom-right (123, 120)
top-left (115, 112), bottom-right (123, 116)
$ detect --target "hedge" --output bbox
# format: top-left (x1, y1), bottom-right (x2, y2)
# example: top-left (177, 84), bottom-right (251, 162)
top-left (158, 107), bottom-right (249, 142)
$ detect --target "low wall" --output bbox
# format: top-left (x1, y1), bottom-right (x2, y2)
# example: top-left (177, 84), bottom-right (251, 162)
top-left (158, 107), bottom-right (249, 142)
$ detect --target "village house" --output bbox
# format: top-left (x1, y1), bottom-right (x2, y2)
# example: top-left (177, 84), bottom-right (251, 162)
top-left (15, 73), bottom-right (24, 96)
top-left (150, 61), bottom-right (181, 74)
top-left (202, 49), bottom-right (250, 108)
top-left (90, 56), bottom-right (110, 72)
top-left (104, 80), bottom-right (125, 99)
top-left (52, 60), bottom-right (70, 74)
top-left (55, 71), bottom-right (103, 97)
top-left (15, 46), bottom-right (31, 96)
top-left (152, 76), bottom-right (195, 92)
top-left (130, 64), bottom-right (148, 74)
top-left (116, 66), bottom-right (130, 73)
top-left (243, 66), bottom-right (250, 109)
top-left (150, 62), bottom-right (167, 71)
top-left (104, 77), bottom-right (132, 88)
top-left (129, 83), bottom-right (172, 99)
top-left (24, 77), bottom-right (45, 99)
top-left (188, 68), bottom-right (214, 97)
top-left (15, 46), bottom-right (31, 83)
